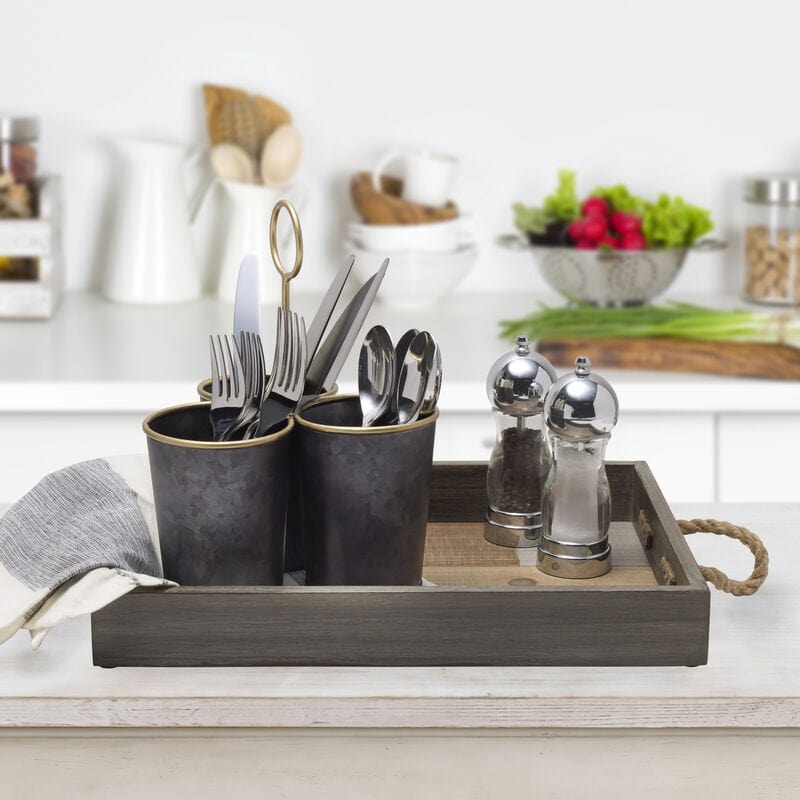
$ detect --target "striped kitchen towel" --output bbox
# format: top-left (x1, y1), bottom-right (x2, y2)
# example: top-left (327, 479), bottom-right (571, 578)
top-left (0, 455), bottom-right (174, 649)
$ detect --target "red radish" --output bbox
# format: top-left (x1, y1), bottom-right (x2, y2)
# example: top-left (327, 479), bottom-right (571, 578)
top-left (610, 212), bottom-right (642, 235)
top-left (567, 219), bottom-right (586, 242)
top-left (581, 215), bottom-right (608, 242)
top-left (598, 235), bottom-right (618, 250)
top-left (619, 233), bottom-right (647, 250)
top-left (576, 239), bottom-right (596, 249)
top-left (582, 197), bottom-right (609, 218)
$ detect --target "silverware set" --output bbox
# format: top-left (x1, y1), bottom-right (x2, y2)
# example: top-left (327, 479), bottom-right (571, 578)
top-left (208, 200), bottom-right (389, 441)
top-left (358, 326), bottom-right (442, 427)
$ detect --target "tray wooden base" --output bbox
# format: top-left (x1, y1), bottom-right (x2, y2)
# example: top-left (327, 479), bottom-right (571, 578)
top-left (424, 521), bottom-right (657, 587)
top-left (91, 462), bottom-right (709, 668)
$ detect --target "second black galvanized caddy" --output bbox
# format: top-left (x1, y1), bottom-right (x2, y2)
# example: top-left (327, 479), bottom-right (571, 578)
top-left (90, 462), bottom-right (709, 668)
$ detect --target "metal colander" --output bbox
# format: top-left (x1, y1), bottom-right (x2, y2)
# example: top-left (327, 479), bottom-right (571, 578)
top-left (499, 236), bottom-right (723, 307)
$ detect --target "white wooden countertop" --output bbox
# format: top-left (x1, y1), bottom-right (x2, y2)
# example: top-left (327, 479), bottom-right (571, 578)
top-left (0, 502), bottom-right (796, 730)
top-left (2, 291), bottom-right (800, 413)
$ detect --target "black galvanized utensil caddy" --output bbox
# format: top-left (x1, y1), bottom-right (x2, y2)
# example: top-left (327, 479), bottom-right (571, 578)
top-left (91, 462), bottom-right (709, 668)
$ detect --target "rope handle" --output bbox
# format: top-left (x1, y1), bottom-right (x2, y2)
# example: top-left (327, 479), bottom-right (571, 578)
top-left (676, 518), bottom-right (769, 596)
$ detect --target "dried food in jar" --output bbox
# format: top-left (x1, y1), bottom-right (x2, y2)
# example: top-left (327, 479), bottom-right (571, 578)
top-left (744, 225), bottom-right (800, 304)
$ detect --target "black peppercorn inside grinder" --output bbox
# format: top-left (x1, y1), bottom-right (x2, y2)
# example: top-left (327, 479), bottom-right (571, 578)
top-left (484, 336), bottom-right (557, 548)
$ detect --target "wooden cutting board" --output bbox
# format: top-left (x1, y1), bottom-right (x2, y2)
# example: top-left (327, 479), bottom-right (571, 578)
top-left (537, 337), bottom-right (800, 380)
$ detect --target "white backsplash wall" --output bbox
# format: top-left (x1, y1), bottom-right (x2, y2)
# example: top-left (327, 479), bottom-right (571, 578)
top-left (6, 0), bottom-right (800, 301)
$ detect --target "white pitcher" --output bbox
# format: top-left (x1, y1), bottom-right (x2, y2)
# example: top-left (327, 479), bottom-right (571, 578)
top-left (215, 180), bottom-right (307, 304)
top-left (103, 138), bottom-right (203, 305)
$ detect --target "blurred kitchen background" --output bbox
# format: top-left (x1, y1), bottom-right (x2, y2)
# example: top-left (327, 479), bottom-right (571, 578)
top-left (4, 0), bottom-right (786, 294)
top-left (2, 0), bottom-right (800, 505)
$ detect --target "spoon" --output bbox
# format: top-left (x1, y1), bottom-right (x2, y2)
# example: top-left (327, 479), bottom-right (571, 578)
top-left (358, 326), bottom-right (396, 427)
top-left (381, 328), bottom-right (418, 424)
top-left (396, 331), bottom-right (435, 425)
top-left (210, 142), bottom-right (256, 184)
top-left (261, 124), bottom-right (303, 187)
top-left (420, 342), bottom-right (442, 416)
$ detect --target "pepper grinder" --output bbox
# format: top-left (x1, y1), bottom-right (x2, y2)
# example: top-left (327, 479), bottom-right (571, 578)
top-left (484, 336), bottom-right (557, 548)
top-left (537, 356), bottom-right (619, 578)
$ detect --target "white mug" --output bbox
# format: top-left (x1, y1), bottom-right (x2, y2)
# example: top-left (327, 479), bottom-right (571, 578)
top-left (372, 148), bottom-right (458, 208)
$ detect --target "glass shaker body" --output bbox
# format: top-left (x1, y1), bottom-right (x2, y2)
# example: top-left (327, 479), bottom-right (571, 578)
top-left (487, 410), bottom-right (549, 519)
top-left (542, 433), bottom-right (610, 546)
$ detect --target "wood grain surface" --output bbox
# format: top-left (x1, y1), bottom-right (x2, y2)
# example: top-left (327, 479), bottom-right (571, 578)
top-left (537, 336), bottom-right (800, 379)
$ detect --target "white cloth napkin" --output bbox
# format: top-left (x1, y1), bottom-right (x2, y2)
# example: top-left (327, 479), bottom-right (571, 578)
top-left (0, 455), bottom-right (173, 649)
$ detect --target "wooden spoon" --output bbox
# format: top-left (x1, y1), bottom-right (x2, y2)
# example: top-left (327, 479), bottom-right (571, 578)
top-left (210, 142), bottom-right (256, 184)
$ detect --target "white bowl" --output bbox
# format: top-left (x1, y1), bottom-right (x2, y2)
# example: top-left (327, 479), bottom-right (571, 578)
top-left (344, 240), bottom-right (478, 309)
top-left (346, 217), bottom-right (473, 254)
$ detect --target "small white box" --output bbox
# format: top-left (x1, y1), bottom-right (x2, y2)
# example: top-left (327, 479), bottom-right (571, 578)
top-left (0, 176), bottom-right (63, 318)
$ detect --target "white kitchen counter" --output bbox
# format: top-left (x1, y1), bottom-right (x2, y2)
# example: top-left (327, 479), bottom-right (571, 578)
top-left (0, 502), bottom-right (796, 798)
top-left (2, 290), bottom-right (800, 413)
top-left (1, 291), bottom-right (800, 505)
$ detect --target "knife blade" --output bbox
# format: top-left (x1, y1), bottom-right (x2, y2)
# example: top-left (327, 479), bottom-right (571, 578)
top-left (305, 255), bottom-right (355, 368)
top-left (233, 253), bottom-right (262, 342)
top-left (304, 257), bottom-right (389, 399)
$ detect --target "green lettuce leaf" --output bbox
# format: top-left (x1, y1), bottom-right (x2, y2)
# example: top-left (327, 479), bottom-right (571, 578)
top-left (590, 184), bottom-right (647, 215)
top-left (542, 169), bottom-right (580, 222)
top-left (512, 203), bottom-right (550, 235)
top-left (642, 194), bottom-right (713, 248)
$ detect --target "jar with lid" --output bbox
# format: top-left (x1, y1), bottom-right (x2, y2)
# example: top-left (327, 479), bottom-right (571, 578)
top-left (743, 175), bottom-right (800, 305)
top-left (484, 336), bottom-right (557, 549)
top-left (0, 117), bottom-right (38, 219)
top-left (538, 356), bottom-right (619, 579)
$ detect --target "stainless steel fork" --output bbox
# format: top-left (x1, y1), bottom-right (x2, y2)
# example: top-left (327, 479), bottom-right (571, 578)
top-left (220, 332), bottom-right (267, 442)
top-left (255, 308), bottom-right (307, 437)
top-left (208, 334), bottom-right (245, 441)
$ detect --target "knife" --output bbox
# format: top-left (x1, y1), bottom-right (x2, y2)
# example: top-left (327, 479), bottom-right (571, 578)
top-left (232, 253), bottom-right (262, 343)
top-left (304, 257), bottom-right (389, 399)
top-left (305, 255), bottom-right (355, 368)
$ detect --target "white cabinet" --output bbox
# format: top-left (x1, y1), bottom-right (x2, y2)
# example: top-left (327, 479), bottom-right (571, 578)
top-left (608, 413), bottom-right (715, 503)
top-left (0, 413), bottom-right (145, 502)
top-left (719, 413), bottom-right (800, 502)
top-left (434, 412), bottom-right (495, 462)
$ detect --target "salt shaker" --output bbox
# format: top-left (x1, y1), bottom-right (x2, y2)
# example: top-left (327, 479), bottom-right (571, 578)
top-left (537, 356), bottom-right (619, 578)
top-left (484, 336), bottom-right (557, 548)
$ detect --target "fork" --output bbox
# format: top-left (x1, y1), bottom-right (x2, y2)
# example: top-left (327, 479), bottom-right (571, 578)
top-left (255, 308), bottom-right (307, 437)
top-left (220, 332), bottom-right (267, 442)
top-left (208, 334), bottom-right (245, 441)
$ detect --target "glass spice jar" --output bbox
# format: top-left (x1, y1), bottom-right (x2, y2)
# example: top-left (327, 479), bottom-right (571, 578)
top-left (0, 117), bottom-right (38, 220)
top-left (743, 175), bottom-right (800, 305)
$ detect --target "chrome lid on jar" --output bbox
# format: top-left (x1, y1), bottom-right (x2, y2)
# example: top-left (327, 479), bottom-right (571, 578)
top-left (0, 117), bottom-right (39, 142)
top-left (486, 336), bottom-right (557, 417)
top-left (545, 356), bottom-right (618, 438)
top-left (745, 175), bottom-right (800, 205)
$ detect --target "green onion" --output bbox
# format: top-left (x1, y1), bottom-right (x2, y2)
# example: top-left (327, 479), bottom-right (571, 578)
top-left (499, 302), bottom-right (800, 348)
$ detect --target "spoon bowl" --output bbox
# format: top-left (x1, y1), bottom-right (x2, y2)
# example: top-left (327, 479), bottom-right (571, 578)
top-left (210, 142), bottom-right (256, 184)
top-left (358, 326), bottom-right (396, 427)
top-left (396, 331), bottom-right (435, 425)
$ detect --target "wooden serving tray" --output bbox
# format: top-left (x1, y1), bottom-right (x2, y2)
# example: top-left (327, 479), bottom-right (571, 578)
top-left (91, 462), bottom-right (710, 668)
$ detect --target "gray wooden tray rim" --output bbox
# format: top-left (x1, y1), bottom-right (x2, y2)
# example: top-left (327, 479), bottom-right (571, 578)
top-left (91, 462), bottom-right (710, 667)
